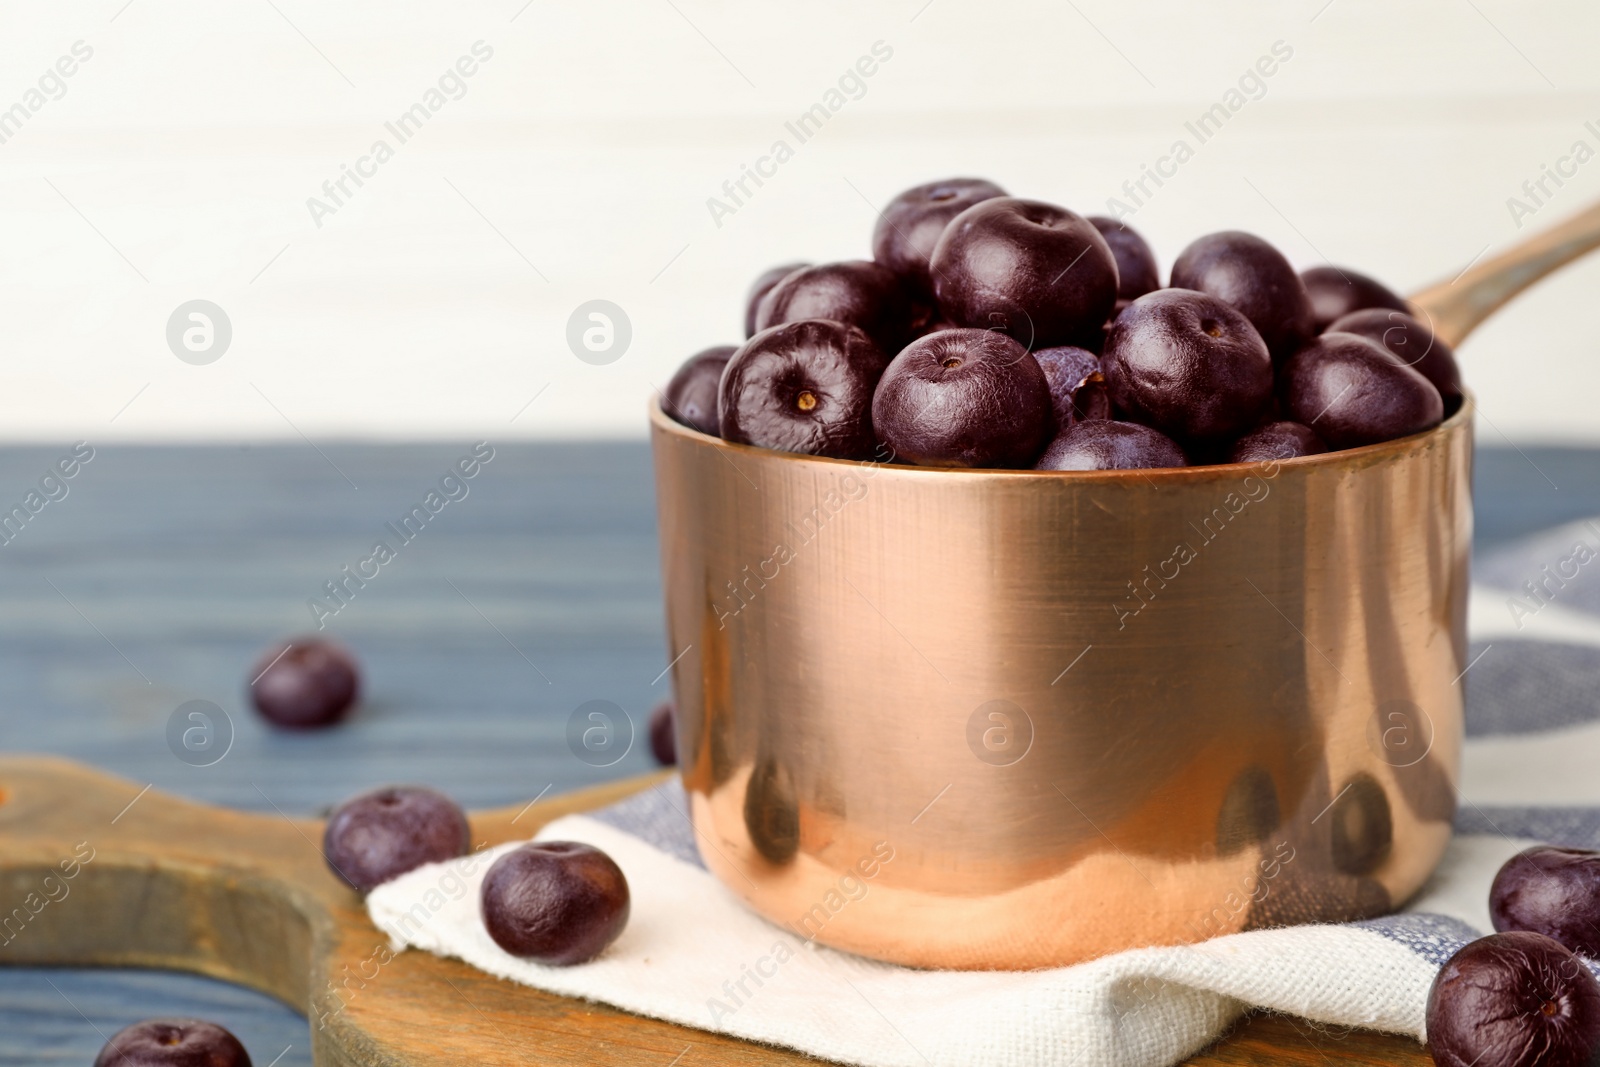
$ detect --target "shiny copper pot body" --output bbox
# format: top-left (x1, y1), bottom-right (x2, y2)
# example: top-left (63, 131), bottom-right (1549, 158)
top-left (651, 398), bottom-right (1472, 970)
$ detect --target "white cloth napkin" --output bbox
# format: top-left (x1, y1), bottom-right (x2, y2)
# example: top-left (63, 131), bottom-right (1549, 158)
top-left (369, 517), bottom-right (1600, 1067)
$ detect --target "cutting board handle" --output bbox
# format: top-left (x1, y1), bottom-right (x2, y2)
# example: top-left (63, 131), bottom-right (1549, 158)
top-left (0, 757), bottom-right (352, 1005)
top-left (0, 755), bottom-right (665, 1065)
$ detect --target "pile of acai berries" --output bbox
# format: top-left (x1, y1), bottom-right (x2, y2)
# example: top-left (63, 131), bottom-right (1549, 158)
top-left (663, 178), bottom-right (1462, 471)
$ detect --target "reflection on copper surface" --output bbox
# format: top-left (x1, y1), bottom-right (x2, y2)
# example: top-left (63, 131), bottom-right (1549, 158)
top-left (653, 398), bottom-right (1472, 970)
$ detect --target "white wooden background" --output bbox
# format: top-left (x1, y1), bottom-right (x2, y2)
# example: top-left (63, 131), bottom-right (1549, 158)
top-left (2, 0), bottom-right (1598, 442)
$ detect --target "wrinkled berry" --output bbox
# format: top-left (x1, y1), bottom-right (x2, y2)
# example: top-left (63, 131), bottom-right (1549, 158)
top-left (754, 260), bottom-right (913, 355)
top-left (1031, 346), bottom-right (1106, 432)
top-left (1229, 420), bottom-right (1327, 463)
top-left (720, 320), bottom-right (888, 459)
top-left (1281, 332), bottom-right (1443, 448)
top-left (481, 841), bottom-right (630, 965)
top-left (323, 785), bottom-right (470, 892)
top-left (930, 197), bottom-right (1118, 349)
top-left (1034, 420), bottom-right (1187, 471)
top-left (1102, 288), bottom-right (1274, 444)
top-left (871, 328), bottom-right (1051, 468)
top-left (1088, 216), bottom-right (1160, 301)
top-left (1492, 846), bottom-right (1600, 958)
top-left (95, 1019), bottom-right (251, 1067)
top-left (744, 262), bottom-right (807, 338)
top-left (873, 177), bottom-right (1006, 293)
top-left (1426, 931), bottom-right (1600, 1067)
top-left (1328, 308), bottom-right (1463, 404)
top-left (1301, 264), bottom-right (1408, 333)
top-left (1170, 231), bottom-right (1314, 361)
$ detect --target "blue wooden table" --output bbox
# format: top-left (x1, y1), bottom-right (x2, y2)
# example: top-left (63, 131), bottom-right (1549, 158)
top-left (0, 440), bottom-right (1594, 1066)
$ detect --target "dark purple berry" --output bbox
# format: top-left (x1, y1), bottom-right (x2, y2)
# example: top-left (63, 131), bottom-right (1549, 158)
top-left (873, 177), bottom-right (1006, 293)
top-left (744, 262), bottom-right (807, 338)
top-left (930, 197), bottom-right (1118, 349)
top-left (754, 260), bottom-right (913, 355)
top-left (662, 345), bottom-right (734, 436)
top-left (871, 328), bottom-right (1051, 468)
top-left (1301, 265), bottom-right (1408, 333)
top-left (1229, 420), bottom-right (1327, 463)
top-left (662, 347), bottom-right (736, 438)
top-left (95, 1019), bottom-right (251, 1067)
top-left (649, 701), bottom-right (676, 767)
top-left (1102, 288), bottom-right (1274, 444)
top-left (1328, 308), bottom-right (1463, 403)
top-left (1034, 420), bottom-right (1187, 471)
top-left (1170, 231), bottom-right (1314, 361)
top-left (1088, 216), bottom-right (1160, 301)
top-left (720, 319), bottom-right (888, 460)
top-left (1031, 345), bottom-right (1106, 432)
top-left (1426, 931), bottom-right (1600, 1067)
top-left (1282, 332), bottom-right (1443, 449)
top-left (249, 637), bottom-right (360, 729)
top-left (323, 786), bottom-right (470, 892)
top-left (481, 841), bottom-right (630, 965)
top-left (1491, 846), bottom-right (1600, 958)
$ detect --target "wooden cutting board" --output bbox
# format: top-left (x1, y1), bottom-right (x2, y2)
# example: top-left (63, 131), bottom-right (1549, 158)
top-left (0, 756), bottom-right (1430, 1065)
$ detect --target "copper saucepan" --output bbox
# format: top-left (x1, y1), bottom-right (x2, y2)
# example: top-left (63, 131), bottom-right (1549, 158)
top-left (652, 198), bottom-right (1600, 970)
